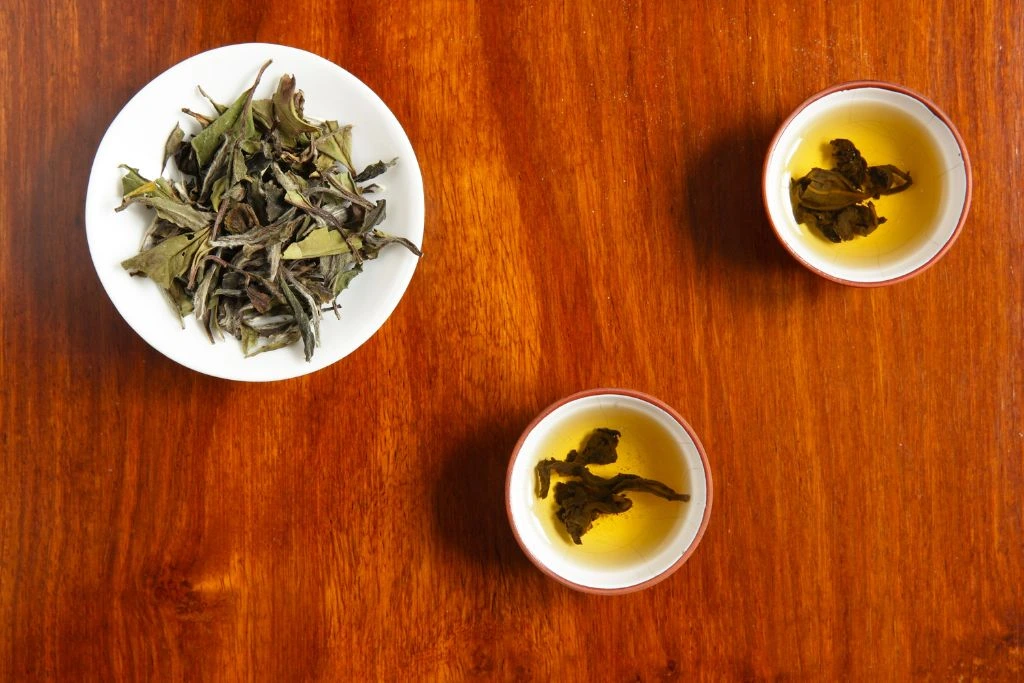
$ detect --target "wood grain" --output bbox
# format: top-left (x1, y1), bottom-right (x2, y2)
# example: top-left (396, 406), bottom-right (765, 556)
top-left (1, 0), bottom-right (1022, 680)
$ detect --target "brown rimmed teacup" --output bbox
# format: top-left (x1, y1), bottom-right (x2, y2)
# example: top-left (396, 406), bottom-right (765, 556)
top-left (505, 389), bottom-right (712, 594)
top-left (763, 81), bottom-right (971, 286)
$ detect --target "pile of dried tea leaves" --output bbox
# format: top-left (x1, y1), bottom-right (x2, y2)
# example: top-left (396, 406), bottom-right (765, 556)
top-left (117, 60), bottom-right (420, 360)
top-left (535, 428), bottom-right (690, 545)
top-left (791, 138), bottom-right (913, 243)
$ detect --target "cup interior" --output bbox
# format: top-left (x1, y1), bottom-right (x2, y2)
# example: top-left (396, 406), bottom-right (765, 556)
top-left (506, 392), bottom-right (709, 592)
top-left (764, 85), bottom-right (969, 284)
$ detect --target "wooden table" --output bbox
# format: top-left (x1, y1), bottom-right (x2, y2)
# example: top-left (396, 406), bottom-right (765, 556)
top-left (2, 1), bottom-right (1021, 680)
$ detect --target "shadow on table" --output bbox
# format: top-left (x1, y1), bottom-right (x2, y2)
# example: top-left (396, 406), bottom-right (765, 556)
top-left (17, 74), bottom-right (189, 377)
top-left (431, 414), bottom-right (535, 574)
top-left (681, 123), bottom-right (801, 277)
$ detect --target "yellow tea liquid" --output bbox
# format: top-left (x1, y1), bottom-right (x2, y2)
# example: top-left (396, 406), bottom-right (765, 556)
top-left (785, 102), bottom-right (948, 265)
top-left (529, 406), bottom-right (690, 569)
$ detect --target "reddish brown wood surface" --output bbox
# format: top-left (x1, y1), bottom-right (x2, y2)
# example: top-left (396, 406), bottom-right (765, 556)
top-left (1, 1), bottom-right (1022, 680)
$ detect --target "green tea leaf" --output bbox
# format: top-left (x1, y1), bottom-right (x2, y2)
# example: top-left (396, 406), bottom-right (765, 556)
top-left (116, 167), bottom-right (178, 211)
top-left (334, 169), bottom-right (357, 194)
top-left (122, 195), bottom-right (214, 231)
top-left (192, 262), bottom-right (220, 323)
top-left (279, 275), bottom-right (315, 361)
top-left (191, 60), bottom-right (270, 166)
top-left (162, 123), bottom-right (184, 172)
top-left (273, 74), bottom-right (320, 139)
top-left (865, 164), bottom-right (913, 197)
top-left (199, 133), bottom-right (235, 199)
top-left (282, 228), bottom-right (361, 259)
top-left (251, 99), bottom-right (274, 129)
top-left (331, 264), bottom-right (362, 296)
top-left (230, 145), bottom-right (249, 187)
top-left (314, 121), bottom-right (353, 170)
top-left (230, 61), bottom-right (270, 144)
top-left (190, 91), bottom-right (247, 167)
top-left (242, 326), bottom-right (301, 357)
top-left (324, 170), bottom-right (375, 209)
top-left (210, 176), bottom-right (228, 213)
top-left (795, 178), bottom-right (869, 210)
top-left (121, 228), bottom-right (210, 290)
top-left (314, 154), bottom-right (335, 173)
top-left (360, 200), bottom-right (386, 233)
top-left (271, 163), bottom-right (305, 193)
top-left (284, 189), bottom-right (318, 216)
top-left (353, 158), bottom-right (396, 182)
top-left (158, 279), bottom-right (194, 328)
top-left (198, 85), bottom-right (228, 115)
top-left (830, 138), bottom-right (869, 187)
top-left (239, 138), bottom-right (262, 155)
top-left (119, 165), bottom-right (152, 195)
top-left (363, 229), bottom-right (422, 257)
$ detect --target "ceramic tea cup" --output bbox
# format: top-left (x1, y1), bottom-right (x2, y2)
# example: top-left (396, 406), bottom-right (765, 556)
top-left (505, 389), bottom-right (712, 594)
top-left (763, 81), bottom-right (971, 286)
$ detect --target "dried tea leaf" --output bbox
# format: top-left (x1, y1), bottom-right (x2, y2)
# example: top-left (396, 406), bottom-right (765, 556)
top-left (192, 263), bottom-right (220, 323)
top-left (191, 61), bottom-right (270, 166)
top-left (229, 145), bottom-right (249, 186)
top-left (282, 229), bottom-right (360, 259)
top-left (210, 176), bottom-right (228, 213)
top-left (325, 170), bottom-right (375, 209)
top-left (363, 230), bottom-right (423, 258)
top-left (314, 121), bottom-right (354, 170)
top-left (162, 123), bottom-right (185, 172)
top-left (251, 98), bottom-right (274, 129)
top-left (198, 85), bottom-right (228, 115)
top-left (115, 63), bottom-right (420, 360)
top-left (119, 165), bottom-right (152, 195)
top-left (330, 264), bottom-right (362, 296)
top-left (359, 200), bottom-right (387, 233)
top-left (117, 167), bottom-right (179, 206)
top-left (200, 132), bottom-right (236, 199)
top-left (181, 108), bottom-right (215, 127)
top-left (283, 189), bottom-right (319, 217)
top-left (116, 171), bottom-right (178, 211)
top-left (353, 158), bottom-right (397, 183)
top-left (159, 279), bottom-right (194, 327)
top-left (272, 74), bottom-right (319, 139)
top-left (121, 228), bottom-right (210, 290)
top-left (242, 326), bottom-right (301, 357)
top-left (121, 195), bottom-right (214, 231)
top-left (191, 91), bottom-right (247, 166)
top-left (245, 284), bottom-right (273, 313)
top-left (279, 275), bottom-right (315, 361)
top-left (222, 203), bottom-right (259, 236)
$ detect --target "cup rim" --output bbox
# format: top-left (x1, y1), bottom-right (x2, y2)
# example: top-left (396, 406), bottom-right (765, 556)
top-left (761, 80), bottom-right (973, 287)
top-left (504, 388), bottom-right (714, 594)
